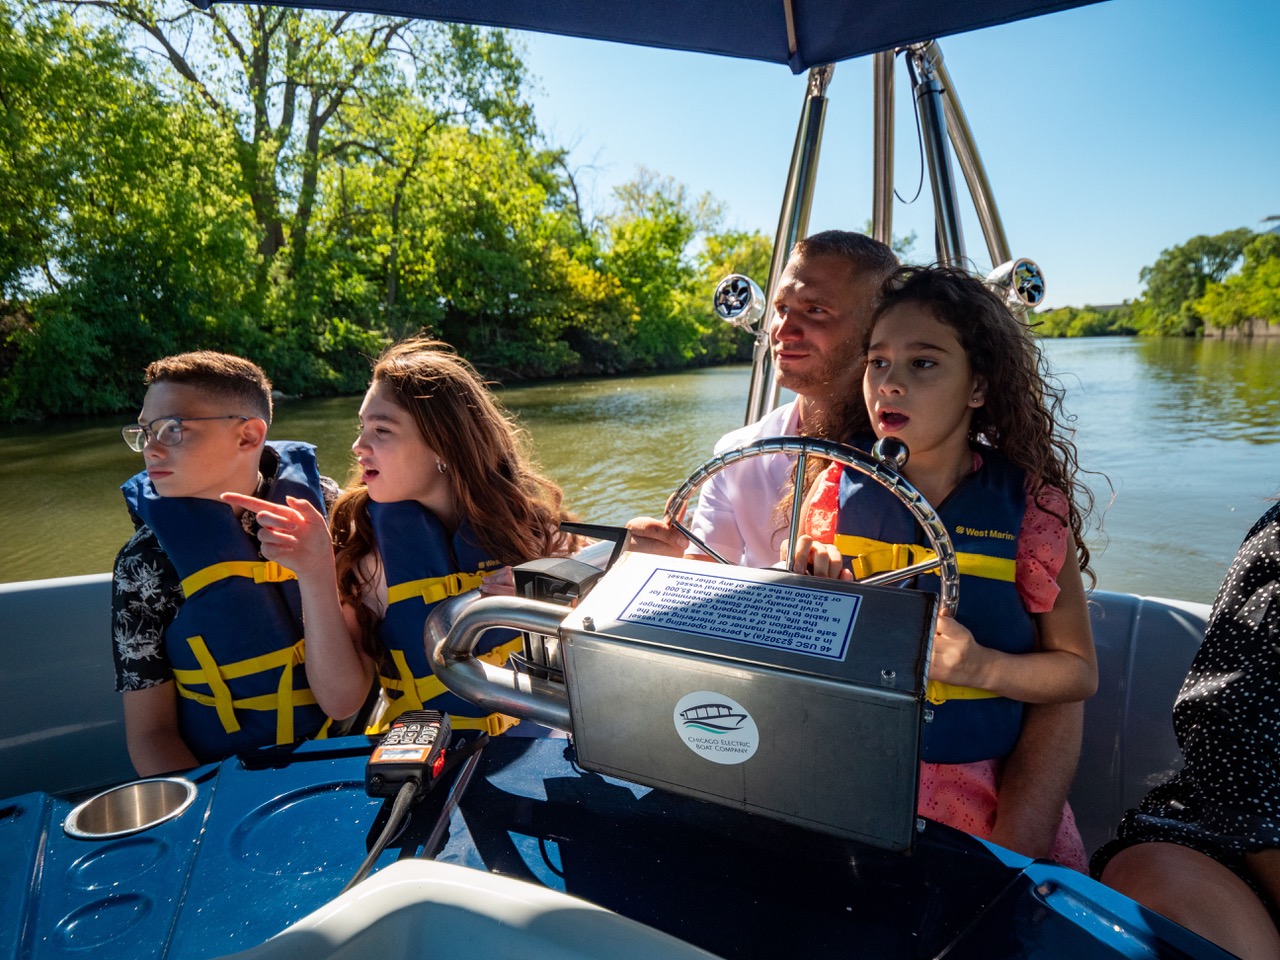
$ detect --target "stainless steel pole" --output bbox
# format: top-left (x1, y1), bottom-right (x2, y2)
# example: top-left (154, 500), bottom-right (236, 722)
top-left (924, 41), bottom-right (1011, 267)
top-left (871, 50), bottom-right (895, 249)
top-left (744, 64), bottom-right (833, 426)
top-left (908, 44), bottom-right (964, 266)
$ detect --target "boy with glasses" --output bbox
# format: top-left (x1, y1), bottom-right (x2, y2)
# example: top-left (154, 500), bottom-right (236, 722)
top-left (112, 351), bottom-right (338, 776)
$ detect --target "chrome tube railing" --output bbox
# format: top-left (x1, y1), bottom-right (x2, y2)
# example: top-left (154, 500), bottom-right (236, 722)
top-left (909, 44), bottom-right (965, 265)
top-left (425, 594), bottom-right (572, 731)
top-left (871, 50), bottom-right (895, 249)
top-left (927, 41), bottom-right (1012, 268)
top-left (745, 63), bottom-right (834, 426)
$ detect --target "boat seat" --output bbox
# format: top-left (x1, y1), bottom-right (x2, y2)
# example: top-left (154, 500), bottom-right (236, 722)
top-left (1071, 590), bottom-right (1210, 856)
top-left (0, 574), bottom-right (131, 797)
top-left (0, 569), bottom-right (1212, 862)
top-left (217, 859), bottom-right (721, 960)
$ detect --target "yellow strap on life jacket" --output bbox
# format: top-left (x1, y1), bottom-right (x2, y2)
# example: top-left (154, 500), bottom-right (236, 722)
top-left (370, 637), bottom-right (525, 735)
top-left (173, 636), bottom-right (316, 744)
top-left (925, 679), bottom-right (999, 705)
top-left (180, 559), bottom-right (298, 599)
top-left (831, 535), bottom-right (1016, 583)
top-left (386, 571), bottom-right (486, 607)
top-left (446, 713), bottom-right (524, 736)
top-left (832, 535), bottom-right (1011, 705)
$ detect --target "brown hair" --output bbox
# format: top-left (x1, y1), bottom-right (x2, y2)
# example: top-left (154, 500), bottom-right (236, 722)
top-left (331, 337), bottom-right (573, 654)
top-left (867, 265), bottom-right (1096, 582)
top-left (791, 230), bottom-right (900, 284)
top-left (144, 351), bottom-right (273, 423)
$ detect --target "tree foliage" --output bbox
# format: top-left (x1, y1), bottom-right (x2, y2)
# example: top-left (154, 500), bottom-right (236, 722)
top-left (1131, 228), bottom-right (1255, 335)
top-left (0, 3), bottom-right (259, 415)
top-left (1038, 227), bottom-right (1278, 340)
top-left (1033, 304), bottom-right (1136, 339)
top-left (0, 0), bottom-right (763, 419)
top-left (1194, 233), bottom-right (1280, 332)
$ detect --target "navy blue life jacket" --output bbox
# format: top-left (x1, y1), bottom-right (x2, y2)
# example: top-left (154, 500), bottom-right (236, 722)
top-left (121, 441), bottom-right (330, 763)
top-left (368, 500), bottom-right (523, 736)
top-left (833, 443), bottom-right (1034, 763)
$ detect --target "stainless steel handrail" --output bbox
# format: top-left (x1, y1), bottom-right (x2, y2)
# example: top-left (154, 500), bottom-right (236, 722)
top-left (425, 594), bottom-right (572, 731)
top-left (871, 50), bottom-right (895, 249)
top-left (928, 41), bottom-right (1012, 269)
top-left (909, 44), bottom-right (965, 266)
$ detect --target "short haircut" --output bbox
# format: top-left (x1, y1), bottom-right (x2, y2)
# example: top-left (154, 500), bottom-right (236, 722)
top-left (144, 351), bottom-right (273, 424)
top-left (792, 230), bottom-right (899, 282)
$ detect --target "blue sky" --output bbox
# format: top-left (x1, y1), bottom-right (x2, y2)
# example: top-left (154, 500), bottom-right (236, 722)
top-left (515, 0), bottom-right (1279, 309)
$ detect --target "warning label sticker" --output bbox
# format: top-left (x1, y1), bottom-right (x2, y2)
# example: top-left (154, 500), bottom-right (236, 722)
top-left (618, 567), bottom-right (858, 661)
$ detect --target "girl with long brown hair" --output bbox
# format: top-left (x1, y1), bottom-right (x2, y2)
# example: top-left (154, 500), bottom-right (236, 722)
top-left (225, 336), bottom-right (573, 735)
top-left (792, 265), bottom-right (1097, 869)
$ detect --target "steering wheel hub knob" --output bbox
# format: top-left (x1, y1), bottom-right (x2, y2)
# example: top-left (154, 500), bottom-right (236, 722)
top-left (872, 437), bottom-right (909, 470)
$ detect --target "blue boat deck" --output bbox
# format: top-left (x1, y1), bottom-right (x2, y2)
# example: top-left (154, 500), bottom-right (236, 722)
top-left (1, 735), bottom-right (1228, 959)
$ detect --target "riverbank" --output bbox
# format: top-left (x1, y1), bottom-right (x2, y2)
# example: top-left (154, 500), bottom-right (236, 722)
top-left (2, 338), bottom-right (1278, 604)
top-left (1203, 318), bottom-right (1280, 338)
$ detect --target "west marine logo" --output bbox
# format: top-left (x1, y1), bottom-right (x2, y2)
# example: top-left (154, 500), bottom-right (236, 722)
top-left (679, 702), bottom-right (747, 734)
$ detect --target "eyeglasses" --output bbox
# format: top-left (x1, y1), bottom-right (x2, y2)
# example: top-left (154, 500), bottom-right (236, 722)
top-left (121, 416), bottom-right (251, 452)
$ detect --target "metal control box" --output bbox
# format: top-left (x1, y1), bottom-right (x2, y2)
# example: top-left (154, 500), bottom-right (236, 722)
top-left (560, 552), bottom-right (936, 851)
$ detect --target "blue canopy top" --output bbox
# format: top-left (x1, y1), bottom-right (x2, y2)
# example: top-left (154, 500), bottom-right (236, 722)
top-left (205, 0), bottom-right (1104, 73)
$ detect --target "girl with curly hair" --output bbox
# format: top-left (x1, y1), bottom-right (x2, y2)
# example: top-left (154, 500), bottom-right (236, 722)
top-left (792, 265), bottom-right (1097, 868)
top-left (225, 336), bottom-right (574, 736)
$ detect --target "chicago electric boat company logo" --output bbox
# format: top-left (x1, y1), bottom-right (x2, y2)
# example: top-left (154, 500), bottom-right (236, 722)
top-left (673, 691), bottom-right (759, 765)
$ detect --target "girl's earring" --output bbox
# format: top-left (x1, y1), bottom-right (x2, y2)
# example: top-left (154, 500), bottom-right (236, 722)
top-left (437, 460), bottom-right (448, 475)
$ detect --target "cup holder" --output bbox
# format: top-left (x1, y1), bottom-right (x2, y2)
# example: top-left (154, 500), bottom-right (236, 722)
top-left (63, 777), bottom-right (197, 840)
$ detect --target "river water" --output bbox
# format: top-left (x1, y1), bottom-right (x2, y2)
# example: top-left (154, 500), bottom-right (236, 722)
top-left (2, 337), bottom-right (1277, 604)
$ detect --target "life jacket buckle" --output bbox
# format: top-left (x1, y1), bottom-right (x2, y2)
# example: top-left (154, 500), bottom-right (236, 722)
top-left (253, 560), bottom-right (296, 584)
top-left (483, 713), bottom-right (520, 736)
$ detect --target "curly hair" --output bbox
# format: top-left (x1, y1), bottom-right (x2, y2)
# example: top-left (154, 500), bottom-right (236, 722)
top-left (331, 337), bottom-right (574, 655)
top-left (869, 265), bottom-right (1096, 583)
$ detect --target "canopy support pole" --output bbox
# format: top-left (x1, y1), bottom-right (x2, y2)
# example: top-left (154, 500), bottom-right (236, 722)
top-left (871, 50), bottom-right (895, 249)
top-left (744, 63), bottom-right (833, 426)
top-left (908, 43), bottom-right (965, 266)
top-left (928, 41), bottom-right (1012, 267)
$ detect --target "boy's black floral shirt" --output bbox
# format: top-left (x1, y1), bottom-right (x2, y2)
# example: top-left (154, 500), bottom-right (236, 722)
top-left (110, 460), bottom-right (339, 692)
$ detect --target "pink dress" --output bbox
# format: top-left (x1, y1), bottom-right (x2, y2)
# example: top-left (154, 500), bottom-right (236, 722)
top-left (807, 457), bottom-right (1088, 872)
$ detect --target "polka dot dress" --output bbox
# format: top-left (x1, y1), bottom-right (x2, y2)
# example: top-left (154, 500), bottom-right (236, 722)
top-left (1092, 501), bottom-right (1280, 883)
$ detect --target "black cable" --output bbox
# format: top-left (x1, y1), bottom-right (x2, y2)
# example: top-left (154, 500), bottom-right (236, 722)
top-left (341, 778), bottom-right (419, 894)
top-left (896, 50), bottom-right (926, 206)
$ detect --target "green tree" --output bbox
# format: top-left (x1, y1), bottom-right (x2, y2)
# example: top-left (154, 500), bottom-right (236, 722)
top-left (0, 3), bottom-right (259, 417)
top-left (404, 128), bottom-right (590, 376)
top-left (63, 3), bottom-right (529, 294)
top-left (598, 169), bottom-right (723, 369)
top-left (1033, 304), bottom-right (1136, 338)
top-left (1132, 228), bottom-right (1255, 335)
top-left (2, 0), bottom-right (542, 415)
top-left (1194, 233), bottom-right (1280, 331)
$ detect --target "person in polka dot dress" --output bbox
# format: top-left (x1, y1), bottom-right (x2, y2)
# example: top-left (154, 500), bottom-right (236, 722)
top-left (1093, 499), bottom-right (1280, 959)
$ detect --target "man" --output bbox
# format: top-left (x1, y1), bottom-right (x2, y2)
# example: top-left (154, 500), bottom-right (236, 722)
top-left (627, 230), bottom-right (895, 563)
top-left (626, 230), bottom-right (1083, 862)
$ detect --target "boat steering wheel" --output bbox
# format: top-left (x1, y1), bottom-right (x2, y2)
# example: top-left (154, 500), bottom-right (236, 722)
top-left (663, 436), bottom-right (960, 614)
